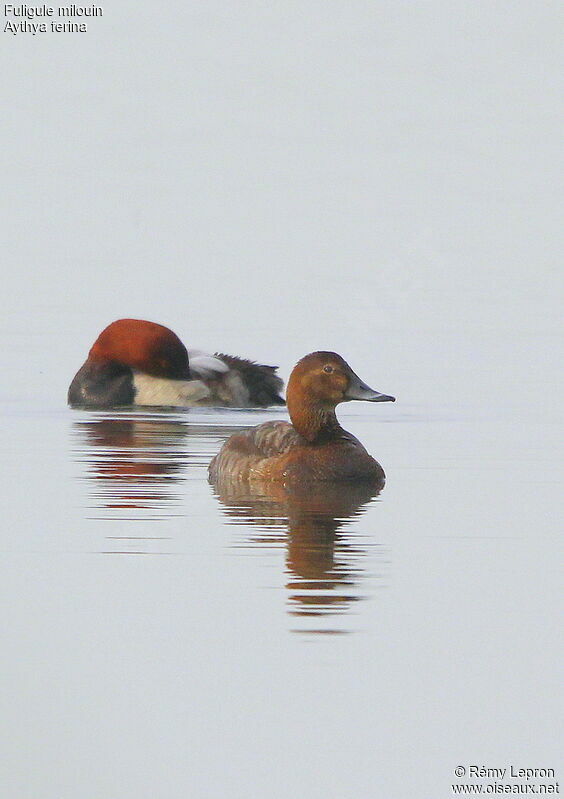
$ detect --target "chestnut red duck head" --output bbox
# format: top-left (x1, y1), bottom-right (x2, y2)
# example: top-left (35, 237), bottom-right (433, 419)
top-left (286, 351), bottom-right (395, 442)
top-left (287, 351), bottom-right (395, 409)
top-left (88, 319), bottom-right (191, 380)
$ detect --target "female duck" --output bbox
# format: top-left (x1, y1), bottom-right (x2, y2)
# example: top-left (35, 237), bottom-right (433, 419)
top-left (208, 351), bottom-right (395, 484)
top-left (68, 318), bottom-right (285, 409)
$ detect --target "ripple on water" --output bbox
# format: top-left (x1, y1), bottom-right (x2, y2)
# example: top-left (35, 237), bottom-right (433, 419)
top-left (70, 409), bottom-right (390, 634)
top-left (212, 478), bottom-right (389, 635)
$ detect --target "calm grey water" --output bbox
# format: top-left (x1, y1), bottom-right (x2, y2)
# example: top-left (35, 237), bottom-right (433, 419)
top-left (1, 356), bottom-right (561, 797)
top-left (2, 1), bottom-right (562, 796)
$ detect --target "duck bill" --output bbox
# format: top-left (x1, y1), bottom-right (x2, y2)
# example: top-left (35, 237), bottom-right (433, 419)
top-left (345, 371), bottom-right (395, 403)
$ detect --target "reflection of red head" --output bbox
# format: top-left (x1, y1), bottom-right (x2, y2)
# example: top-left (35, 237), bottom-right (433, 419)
top-left (76, 417), bottom-right (189, 510)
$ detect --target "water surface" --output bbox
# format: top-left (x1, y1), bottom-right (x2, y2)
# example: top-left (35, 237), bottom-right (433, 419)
top-left (1, 389), bottom-right (560, 798)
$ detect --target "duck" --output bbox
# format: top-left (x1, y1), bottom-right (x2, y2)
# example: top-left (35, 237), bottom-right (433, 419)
top-left (208, 351), bottom-right (395, 484)
top-left (68, 318), bottom-right (285, 409)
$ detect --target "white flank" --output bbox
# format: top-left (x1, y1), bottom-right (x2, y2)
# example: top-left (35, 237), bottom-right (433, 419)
top-left (133, 374), bottom-right (211, 406)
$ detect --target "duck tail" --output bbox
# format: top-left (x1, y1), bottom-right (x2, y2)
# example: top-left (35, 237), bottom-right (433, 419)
top-left (214, 353), bottom-right (286, 407)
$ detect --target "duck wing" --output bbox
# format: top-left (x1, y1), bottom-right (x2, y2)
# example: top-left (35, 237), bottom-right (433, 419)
top-left (214, 353), bottom-right (285, 407)
top-left (208, 421), bottom-right (300, 481)
top-left (246, 420), bottom-right (301, 456)
top-left (187, 350), bottom-right (230, 380)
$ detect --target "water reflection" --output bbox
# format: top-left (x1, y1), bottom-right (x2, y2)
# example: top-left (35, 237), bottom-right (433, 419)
top-left (70, 411), bottom-right (246, 553)
top-left (212, 479), bottom-right (386, 634)
top-left (72, 414), bottom-right (193, 518)
top-left (71, 413), bottom-right (389, 629)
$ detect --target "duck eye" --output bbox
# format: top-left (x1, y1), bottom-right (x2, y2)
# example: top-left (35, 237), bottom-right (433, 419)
top-left (323, 365), bottom-right (334, 374)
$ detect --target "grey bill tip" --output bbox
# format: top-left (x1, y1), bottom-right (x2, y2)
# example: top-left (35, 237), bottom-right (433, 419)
top-left (345, 374), bottom-right (396, 402)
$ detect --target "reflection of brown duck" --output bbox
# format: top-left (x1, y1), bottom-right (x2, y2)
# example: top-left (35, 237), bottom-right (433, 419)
top-left (212, 478), bottom-right (383, 629)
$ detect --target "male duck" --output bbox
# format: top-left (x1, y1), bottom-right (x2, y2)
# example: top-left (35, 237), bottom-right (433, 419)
top-left (68, 318), bottom-right (285, 409)
top-left (208, 351), bottom-right (395, 484)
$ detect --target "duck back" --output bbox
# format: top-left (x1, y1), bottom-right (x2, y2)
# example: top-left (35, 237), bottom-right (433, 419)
top-left (213, 354), bottom-right (285, 407)
top-left (208, 421), bottom-right (385, 485)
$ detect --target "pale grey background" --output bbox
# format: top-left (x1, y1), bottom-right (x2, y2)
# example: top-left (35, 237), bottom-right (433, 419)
top-left (1, 2), bottom-right (562, 798)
